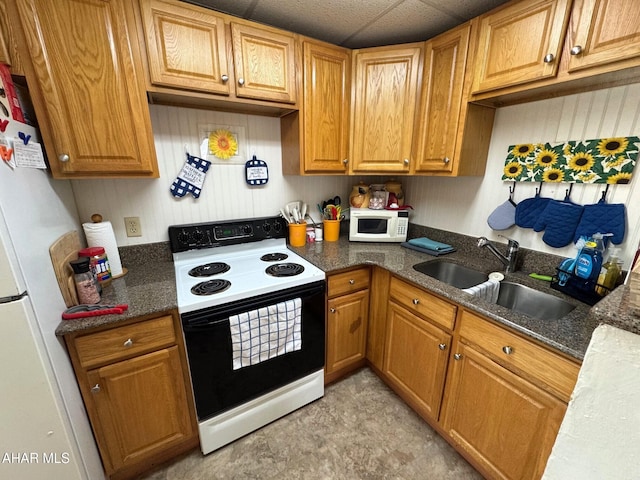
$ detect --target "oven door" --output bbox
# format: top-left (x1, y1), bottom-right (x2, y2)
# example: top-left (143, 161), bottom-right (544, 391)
top-left (181, 280), bottom-right (325, 421)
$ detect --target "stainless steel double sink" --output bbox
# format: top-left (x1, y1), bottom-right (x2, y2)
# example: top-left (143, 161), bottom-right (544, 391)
top-left (413, 259), bottom-right (575, 321)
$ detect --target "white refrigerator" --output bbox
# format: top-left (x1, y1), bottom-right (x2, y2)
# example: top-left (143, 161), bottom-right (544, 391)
top-left (0, 120), bottom-right (103, 479)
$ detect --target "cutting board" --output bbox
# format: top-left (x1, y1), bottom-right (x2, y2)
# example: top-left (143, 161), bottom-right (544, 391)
top-left (49, 231), bottom-right (81, 307)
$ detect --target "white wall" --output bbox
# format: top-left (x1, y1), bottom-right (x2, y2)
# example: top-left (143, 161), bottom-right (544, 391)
top-left (405, 83), bottom-right (640, 269)
top-left (72, 84), bottom-right (640, 269)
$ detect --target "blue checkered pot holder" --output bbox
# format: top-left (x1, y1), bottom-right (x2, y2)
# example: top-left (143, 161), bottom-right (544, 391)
top-left (170, 153), bottom-right (212, 199)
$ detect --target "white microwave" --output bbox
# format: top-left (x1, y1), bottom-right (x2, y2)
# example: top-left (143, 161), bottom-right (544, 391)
top-left (349, 208), bottom-right (409, 242)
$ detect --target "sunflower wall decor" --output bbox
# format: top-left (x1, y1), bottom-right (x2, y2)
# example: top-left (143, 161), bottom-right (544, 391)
top-left (198, 124), bottom-right (247, 165)
top-left (502, 136), bottom-right (639, 184)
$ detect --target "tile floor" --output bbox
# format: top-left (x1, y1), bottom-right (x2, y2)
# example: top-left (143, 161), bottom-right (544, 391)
top-left (139, 368), bottom-right (482, 479)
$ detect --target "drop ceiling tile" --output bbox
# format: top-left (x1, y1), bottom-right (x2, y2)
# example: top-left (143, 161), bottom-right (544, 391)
top-left (187, 0), bottom-right (256, 18)
top-left (347, 0), bottom-right (459, 48)
top-left (251, 0), bottom-right (397, 46)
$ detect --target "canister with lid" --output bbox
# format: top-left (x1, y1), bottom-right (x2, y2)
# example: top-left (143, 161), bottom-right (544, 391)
top-left (70, 257), bottom-right (101, 304)
top-left (78, 246), bottom-right (112, 286)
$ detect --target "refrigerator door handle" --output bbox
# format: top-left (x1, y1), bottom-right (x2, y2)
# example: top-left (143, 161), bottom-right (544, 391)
top-left (0, 291), bottom-right (27, 304)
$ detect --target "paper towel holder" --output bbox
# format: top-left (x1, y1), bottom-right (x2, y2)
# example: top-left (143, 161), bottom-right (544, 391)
top-left (88, 213), bottom-right (128, 279)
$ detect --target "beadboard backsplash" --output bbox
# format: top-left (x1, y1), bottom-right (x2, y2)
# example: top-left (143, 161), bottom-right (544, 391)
top-left (71, 83), bottom-right (640, 269)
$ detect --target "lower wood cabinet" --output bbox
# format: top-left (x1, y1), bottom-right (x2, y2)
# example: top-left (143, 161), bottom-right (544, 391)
top-left (383, 301), bottom-right (451, 422)
top-left (367, 276), bottom-right (581, 480)
top-left (325, 267), bottom-right (370, 383)
top-left (440, 340), bottom-right (567, 480)
top-left (64, 311), bottom-right (198, 480)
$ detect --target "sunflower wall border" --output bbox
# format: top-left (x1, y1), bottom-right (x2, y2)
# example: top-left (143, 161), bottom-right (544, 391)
top-left (502, 137), bottom-right (639, 184)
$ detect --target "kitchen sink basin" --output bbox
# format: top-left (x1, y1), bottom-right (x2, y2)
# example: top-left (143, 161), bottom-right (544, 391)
top-left (413, 260), bottom-right (488, 289)
top-left (496, 282), bottom-right (575, 321)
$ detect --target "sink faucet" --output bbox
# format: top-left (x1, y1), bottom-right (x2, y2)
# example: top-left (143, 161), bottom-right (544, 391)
top-left (477, 236), bottom-right (519, 273)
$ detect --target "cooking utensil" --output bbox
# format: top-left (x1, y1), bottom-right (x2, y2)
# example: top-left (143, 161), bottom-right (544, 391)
top-left (62, 303), bottom-right (129, 320)
top-left (280, 208), bottom-right (291, 224)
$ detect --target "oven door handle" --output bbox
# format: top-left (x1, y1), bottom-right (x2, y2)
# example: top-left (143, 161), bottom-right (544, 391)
top-left (182, 321), bottom-right (227, 332)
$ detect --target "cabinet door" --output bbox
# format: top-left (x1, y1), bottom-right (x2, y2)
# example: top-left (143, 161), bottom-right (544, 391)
top-left (441, 342), bottom-right (567, 480)
top-left (86, 346), bottom-right (195, 473)
top-left (383, 302), bottom-right (451, 422)
top-left (140, 0), bottom-right (230, 95)
top-left (0, 0), bottom-right (23, 74)
top-left (302, 41), bottom-right (350, 173)
top-left (416, 24), bottom-right (470, 173)
top-left (350, 45), bottom-right (421, 173)
top-left (326, 289), bottom-right (369, 378)
top-left (567, 0), bottom-right (640, 72)
top-left (12, 0), bottom-right (158, 178)
top-left (231, 22), bottom-right (297, 104)
top-left (472, 0), bottom-right (572, 94)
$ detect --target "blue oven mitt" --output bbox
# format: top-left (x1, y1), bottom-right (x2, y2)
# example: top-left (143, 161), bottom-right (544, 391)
top-left (515, 193), bottom-right (551, 228)
top-left (573, 200), bottom-right (626, 245)
top-left (533, 199), bottom-right (584, 248)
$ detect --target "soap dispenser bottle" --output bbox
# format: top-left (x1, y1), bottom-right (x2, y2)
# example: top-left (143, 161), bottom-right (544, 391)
top-left (574, 234), bottom-right (604, 283)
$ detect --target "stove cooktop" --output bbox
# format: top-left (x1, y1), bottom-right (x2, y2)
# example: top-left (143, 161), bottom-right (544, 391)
top-left (173, 237), bottom-right (325, 314)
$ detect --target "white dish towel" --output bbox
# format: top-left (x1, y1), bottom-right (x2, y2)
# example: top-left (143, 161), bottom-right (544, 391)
top-left (463, 279), bottom-right (500, 304)
top-left (228, 298), bottom-right (302, 370)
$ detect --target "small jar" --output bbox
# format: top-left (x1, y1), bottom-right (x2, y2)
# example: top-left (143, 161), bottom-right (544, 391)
top-left (70, 257), bottom-right (101, 304)
top-left (78, 246), bottom-right (112, 286)
top-left (369, 184), bottom-right (387, 209)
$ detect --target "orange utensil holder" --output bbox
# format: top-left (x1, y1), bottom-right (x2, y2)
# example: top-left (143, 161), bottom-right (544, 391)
top-left (288, 223), bottom-right (307, 247)
top-left (323, 219), bottom-right (341, 242)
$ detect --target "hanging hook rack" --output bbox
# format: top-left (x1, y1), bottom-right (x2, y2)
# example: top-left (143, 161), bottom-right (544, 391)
top-left (509, 182), bottom-right (516, 198)
top-left (600, 183), bottom-right (610, 202)
top-left (535, 181), bottom-right (543, 195)
top-left (565, 183), bottom-right (574, 200)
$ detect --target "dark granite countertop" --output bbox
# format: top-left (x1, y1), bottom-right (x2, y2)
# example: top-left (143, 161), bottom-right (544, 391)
top-left (55, 228), bottom-right (639, 361)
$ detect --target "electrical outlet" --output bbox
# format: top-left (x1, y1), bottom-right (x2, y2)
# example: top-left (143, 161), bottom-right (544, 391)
top-left (124, 217), bottom-right (142, 237)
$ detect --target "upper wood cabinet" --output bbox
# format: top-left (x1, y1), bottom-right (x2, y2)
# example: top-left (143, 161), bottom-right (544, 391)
top-left (471, 0), bottom-right (640, 104)
top-left (139, 0), bottom-right (230, 95)
top-left (472, 0), bottom-right (572, 94)
top-left (566, 0), bottom-right (640, 72)
top-left (415, 22), bottom-right (496, 176)
top-left (0, 0), bottom-right (23, 74)
top-left (302, 41), bottom-right (351, 173)
top-left (350, 44), bottom-right (422, 173)
top-left (281, 40), bottom-right (351, 175)
top-left (140, 0), bottom-right (298, 106)
top-left (9, 0), bottom-right (158, 178)
top-left (231, 22), bottom-right (297, 104)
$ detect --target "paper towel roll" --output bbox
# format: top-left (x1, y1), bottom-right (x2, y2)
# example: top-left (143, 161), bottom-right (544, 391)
top-left (83, 220), bottom-right (124, 277)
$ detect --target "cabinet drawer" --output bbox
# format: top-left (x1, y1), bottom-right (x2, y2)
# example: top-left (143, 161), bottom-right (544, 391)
top-left (390, 277), bottom-right (457, 330)
top-left (74, 315), bottom-right (176, 369)
top-left (459, 310), bottom-right (580, 401)
top-left (328, 268), bottom-right (370, 297)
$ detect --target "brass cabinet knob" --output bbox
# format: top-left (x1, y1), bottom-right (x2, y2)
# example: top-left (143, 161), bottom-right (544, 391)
top-left (454, 353), bottom-right (463, 360)
top-left (438, 343), bottom-right (447, 351)
top-left (403, 158), bottom-right (410, 165)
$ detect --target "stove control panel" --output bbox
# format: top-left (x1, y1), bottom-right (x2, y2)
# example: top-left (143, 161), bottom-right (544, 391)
top-left (169, 216), bottom-right (287, 253)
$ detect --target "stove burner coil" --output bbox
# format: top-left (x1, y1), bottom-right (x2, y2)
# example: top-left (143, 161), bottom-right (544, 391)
top-left (260, 252), bottom-right (289, 262)
top-left (189, 262), bottom-right (231, 277)
top-left (265, 263), bottom-right (305, 277)
top-left (191, 279), bottom-right (232, 296)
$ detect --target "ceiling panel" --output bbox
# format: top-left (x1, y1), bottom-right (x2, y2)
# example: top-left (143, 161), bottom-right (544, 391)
top-left (183, 0), bottom-right (512, 48)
